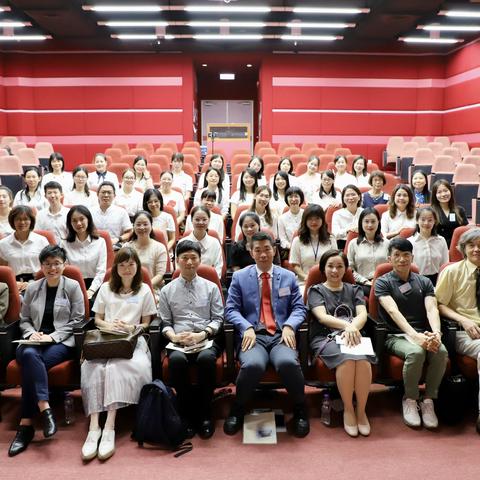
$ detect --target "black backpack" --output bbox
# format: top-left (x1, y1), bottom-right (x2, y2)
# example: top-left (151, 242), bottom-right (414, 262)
top-left (132, 379), bottom-right (192, 456)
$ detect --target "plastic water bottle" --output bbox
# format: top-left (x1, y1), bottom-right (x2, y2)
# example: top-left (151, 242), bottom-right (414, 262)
top-left (64, 393), bottom-right (75, 425)
top-left (320, 392), bottom-right (331, 426)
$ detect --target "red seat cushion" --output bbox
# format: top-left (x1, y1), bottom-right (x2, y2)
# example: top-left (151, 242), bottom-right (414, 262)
top-left (6, 359), bottom-right (78, 387)
top-left (456, 354), bottom-right (477, 379)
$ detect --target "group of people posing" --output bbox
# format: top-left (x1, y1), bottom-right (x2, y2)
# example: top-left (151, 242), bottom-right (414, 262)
top-left (3, 150), bottom-right (480, 461)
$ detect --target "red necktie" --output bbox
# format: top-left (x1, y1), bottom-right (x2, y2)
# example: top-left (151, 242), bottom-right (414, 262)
top-left (260, 272), bottom-right (276, 335)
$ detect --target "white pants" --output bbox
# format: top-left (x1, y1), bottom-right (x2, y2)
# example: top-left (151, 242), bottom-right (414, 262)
top-left (455, 331), bottom-right (480, 410)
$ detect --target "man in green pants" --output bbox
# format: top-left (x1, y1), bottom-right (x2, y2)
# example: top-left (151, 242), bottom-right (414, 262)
top-left (374, 238), bottom-right (448, 429)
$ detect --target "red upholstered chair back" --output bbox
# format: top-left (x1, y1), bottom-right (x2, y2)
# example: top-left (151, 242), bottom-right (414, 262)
top-left (368, 263), bottom-right (419, 320)
top-left (398, 227), bottom-right (416, 239)
top-left (34, 229), bottom-right (57, 245)
top-left (303, 264), bottom-right (355, 303)
top-left (344, 231), bottom-right (359, 253)
top-left (374, 204), bottom-right (390, 217)
top-left (104, 266), bottom-right (153, 294)
top-left (152, 229), bottom-right (172, 272)
top-left (172, 264), bottom-right (224, 304)
top-left (449, 225), bottom-right (472, 262)
top-left (97, 230), bottom-right (115, 269)
top-left (0, 266), bottom-right (21, 324)
top-left (36, 265), bottom-right (90, 319)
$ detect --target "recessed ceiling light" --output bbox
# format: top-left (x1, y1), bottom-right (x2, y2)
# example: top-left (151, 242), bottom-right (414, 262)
top-left (292, 7), bottom-right (369, 15)
top-left (101, 21), bottom-right (168, 27)
top-left (220, 73), bottom-right (235, 80)
top-left (439, 10), bottom-right (480, 18)
top-left (114, 34), bottom-right (158, 40)
top-left (400, 37), bottom-right (461, 44)
top-left (246, 64), bottom-right (252, 68)
top-left (0, 35), bottom-right (49, 41)
top-left (185, 6), bottom-right (270, 13)
top-left (281, 35), bottom-right (340, 41)
top-left (0, 22), bottom-right (27, 28)
top-left (202, 63), bottom-right (208, 67)
top-left (187, 21), bottom-right (266, 28)
top-left (420, 25), bottom-right (480, 32)
top-left (286, 22), bottom-right (353, 29)
top-left (194, 34), bottom-right (263, 40)
top-left (84, 5), bottom-right (163, 12)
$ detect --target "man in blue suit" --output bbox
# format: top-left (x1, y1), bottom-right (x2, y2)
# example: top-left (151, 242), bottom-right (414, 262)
top-left (224, 231), bottom-right (309, 437)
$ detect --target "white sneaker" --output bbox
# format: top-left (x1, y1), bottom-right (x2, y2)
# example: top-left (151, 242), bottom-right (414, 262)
top-left (98, 429), bottom-right (115, 460)
top-left (420, 399), bottom-right (439, 429)
top-left (402, 398), bottom-right (421, 427)
top-left (81, 429), bottom-right (102, 461)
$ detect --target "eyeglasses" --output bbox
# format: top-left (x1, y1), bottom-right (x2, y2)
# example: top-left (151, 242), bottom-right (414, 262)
top-left (41, 262), bottom-right (65, 269)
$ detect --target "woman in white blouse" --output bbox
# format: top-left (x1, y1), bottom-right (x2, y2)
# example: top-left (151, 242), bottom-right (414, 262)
top-left (63, 166), bottom-right (99, 209)
top-left (278, 186), bottom-right (305, 254)
top-left (230, 168), bottom-right (258, 219)
top-left (332, 185), bottom-right (364, 250)
top-left (334, 156), bottom-right (356, 192)
top-left (297, 155), bottom-right (321, 203)
top-left (311, 170), bottom-right (342, 211)
top-left (61, 205), bottom-right (107, 300)
top-left (178, 206), bottom-right (224, 280)
top-left (271, 171), bottom-right (290, 216)
top-left (87, 153), bottom-right (119, 189)
top-left (115, 168), bottom-right (143, 219)
top-left (269, 157), bottom-right (297, 190)
top-left (351, 156), bottom-right (370, 189)
top-left (159, 171), bottom-right (186, 226)
top-left (194, 167), bottom-right (229, 218)
top-left (126, 210), bottom-right (167, 293)
top-left (347, 207), bottom-right (389, 296)
top-left (132, 156), bottom-right (153, 192)
top-left (380, 184), bottom-right (416, 240)
top-left (41, 152), bottom-right (73, 193)
top-left (0, 205), bottom-right (49, 293)
top-left (13, 166), bottom-right (46, 212)
top-left (289, 204), bottom-right (337, 288)
top-left (407, 206), bottom-right (449, 285)
top-left (142, 189), bottom-right (175, 252)
top-left (198, 154), bottom-right (231, 195)
top-left (0, 186), bottom-right (13, 238)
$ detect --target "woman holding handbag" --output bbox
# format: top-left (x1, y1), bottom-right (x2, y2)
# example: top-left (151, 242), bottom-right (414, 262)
top-left (80, 247), bottom-right (157, 461)
top-left (308, 249), bottom-right (375, 438)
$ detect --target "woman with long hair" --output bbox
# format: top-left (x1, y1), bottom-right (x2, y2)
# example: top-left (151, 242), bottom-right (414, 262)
top-left (407, 206), bottom-right (448, 285)
top-left (351, 156), bottom-right (370, 189)
top-left (0, 186), bottom-right (14, 237)
top-left (347, 208), bottom-right (389, 296)
top-left (114, 168), bottom-right (143, 219)
top-left (13, 166), bottom-right (46, 211)
top-left (142, 188), bottom-right (176, 251)
top-left (332, 185), bottom-right (363, 250)
top-left (380, 184), bottom-right (416, 239)
top-left (158, 170), bottom-right (186, 225)
top-left (430, 179), bottom-right (468, 247)
top-left (270, 171), bottom-right (290, 216)
top-left (410, 170), bottom-right (430, 205)
top-left (269, 157), bottom-right (297, 190)
top-left (63, 166), bottom-right (99, 209)
top-left (297, 155), bottom-right (321, 203)
top-left (132, 156), bottom-right (154, 192)
top-left (198, 154), bottom-right (231, 194)
top-left (61, 205), bottom-right (107, 300)
top-left (333, 156), bottom-right (356, 191)
top-left (308, 249), bottom-right (375, 437)
top-left (311, 170), bottom-right (342, 211)
top-left (230, 168), bottom-right (258, 219)
top-left (80, 247), bottom-right (156, 461)
top-left (194, 167), bottom-right (229, 217)
top-left (290, 204), bottom-right (337, 288)
top-left (278, 186), bottom-right (305, 255)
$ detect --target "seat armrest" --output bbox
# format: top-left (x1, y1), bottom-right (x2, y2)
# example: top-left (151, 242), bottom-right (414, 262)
top-left (224, 320), bottom-right (235, 381)
top-left (298, 318), bottom-right (309, 372)
top-left (371, 318), bottom-right (387, 379)
top-left (148, 316), bottom-right (163, 379)
top-left (441, 317), bottom-right (458, 361)
top-left (0, 319), bottom-right (21, 379)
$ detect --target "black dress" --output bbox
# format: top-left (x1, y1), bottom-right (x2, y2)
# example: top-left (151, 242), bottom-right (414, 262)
top-left (436, 206), bottom-right (468, 248)
top-left (307, 283), bottom-right (376, 369)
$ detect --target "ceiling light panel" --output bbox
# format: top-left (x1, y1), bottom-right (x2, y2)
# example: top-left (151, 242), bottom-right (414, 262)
top-left (101, 21), bottom-right (168, 27)
top-left (439, 10), bottom-right (480, 18)
top-left (420, 25), bottom-right (480, 32)
top-left (292, 7), bottom-right (369, 15)
top-left (282, 35), bottom-right (340, 41)
top-left (185, 6), bottom-right (271, 13)
top-left (285, 22), bottom-right (353, 29)
top-left (0, 35), bottom-right (48, 41)
top-left (187, 22), bottom-right (266, 28)
top-left (400, 37), bottom-right (461, 44)
top-left (84, 5), bottom-right (163, 12)
top-left (194, 34), bottom-right (263, 40)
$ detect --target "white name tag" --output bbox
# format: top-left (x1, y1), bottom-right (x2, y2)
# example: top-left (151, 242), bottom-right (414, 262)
top-left (398, 283), bottom-right (412, 294)
top-left (54, 298), bottom-right (69, 307)
top-left (126, 297), bottom-right (139, 304)
top-left (279, 287), bottom-right (291, 297)
top-left (449, 213), bottom-right (456, 222)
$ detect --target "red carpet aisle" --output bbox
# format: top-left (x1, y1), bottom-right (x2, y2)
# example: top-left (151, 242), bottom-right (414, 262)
top-left (1, 387), bottom-right (478, 480)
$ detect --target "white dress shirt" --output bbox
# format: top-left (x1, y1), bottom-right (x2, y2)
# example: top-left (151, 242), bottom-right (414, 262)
top-left (91, 204), bottom-right (132, 240)
top-left (407, 233), bottom-right (449, 276)
top-left (35, 206), bottom-right (69, 243)
top-left (334, 172), bottom-right (357, 192)
top-left (0, 232), bottom-right (49, 276)
top-left (13, 189), bottom-right (47, 211)
top-left (332, 207), bottom-right (363, 240)
top-left (381, 210), bottom-right (416, 237)
top-left (115, 188), bottom-right (143, 217)
top-left (152, 212), bottom-right (175, 233)
top-left (172, 171), bottom-right (193, 197)
top-left (278, 209), bottom-right (304, 249)
top-left (160, 189), bottom-right (186, 217)
top-left (354, 174), bottom-right (371, 189)
top-left (185, 211), bottom-right (224, 240)
top-left (41, 172), bottom-right (74, 193)
top-left (61, 235), bottom-right (107, 293)
top-left (347, 237), bottom-right (390, 284)
top-left (63, 189), bottom-right (98, 209)
top-left (297, 173), bottom-right (321, 204)
top-left (87, 170), bottom-right (120, 189)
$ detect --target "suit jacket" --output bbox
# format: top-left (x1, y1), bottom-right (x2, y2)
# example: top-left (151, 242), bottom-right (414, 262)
top-left (19, 276), bottom-right (85, 347)
top-left (225, 264), bottom-right (306, 342)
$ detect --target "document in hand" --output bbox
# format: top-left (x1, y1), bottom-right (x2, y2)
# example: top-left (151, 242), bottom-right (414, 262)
top-left (335, 336), bottom-right (375, 355)
top-left (166, 339), bottom-right (213, 354)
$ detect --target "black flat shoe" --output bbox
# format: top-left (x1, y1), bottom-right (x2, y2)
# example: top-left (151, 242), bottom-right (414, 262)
top-left (223, 404), bottom-right (244, 436)
top-left (41, 408), bottom-right (57, 438)
top-left (292, 404), bottom-right (310, 438)
top-left (198, 419), bottom-right (215, 439)
top-left (8, 425), bottom-right (35, 457)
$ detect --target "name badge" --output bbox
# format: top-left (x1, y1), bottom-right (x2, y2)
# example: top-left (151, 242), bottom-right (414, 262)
top-left (126, 297), bottom-right (139, 304)
top-left (449, 213), bottom-right (456, 222)
top-left (54, 298), bottom-right (69, 307)
top-left (398, 283), bottom-right (412, 294)
top-left (279, 287), bottom-right (291, 297)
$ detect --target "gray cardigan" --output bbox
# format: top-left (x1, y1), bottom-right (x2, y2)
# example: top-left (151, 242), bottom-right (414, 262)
top-left (19, 276), bottom-right (85, 347)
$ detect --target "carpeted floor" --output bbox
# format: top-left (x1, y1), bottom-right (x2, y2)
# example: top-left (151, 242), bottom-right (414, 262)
top-left (1, 385), bottom-right (478, 480)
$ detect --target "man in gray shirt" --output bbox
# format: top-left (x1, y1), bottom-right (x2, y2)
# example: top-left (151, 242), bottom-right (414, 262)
top-left (159, 240), bottom-right (223, 439)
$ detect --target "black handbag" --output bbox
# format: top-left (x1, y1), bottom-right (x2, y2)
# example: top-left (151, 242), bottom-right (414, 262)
top-left (82, 326), bottom-right (144, 360)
